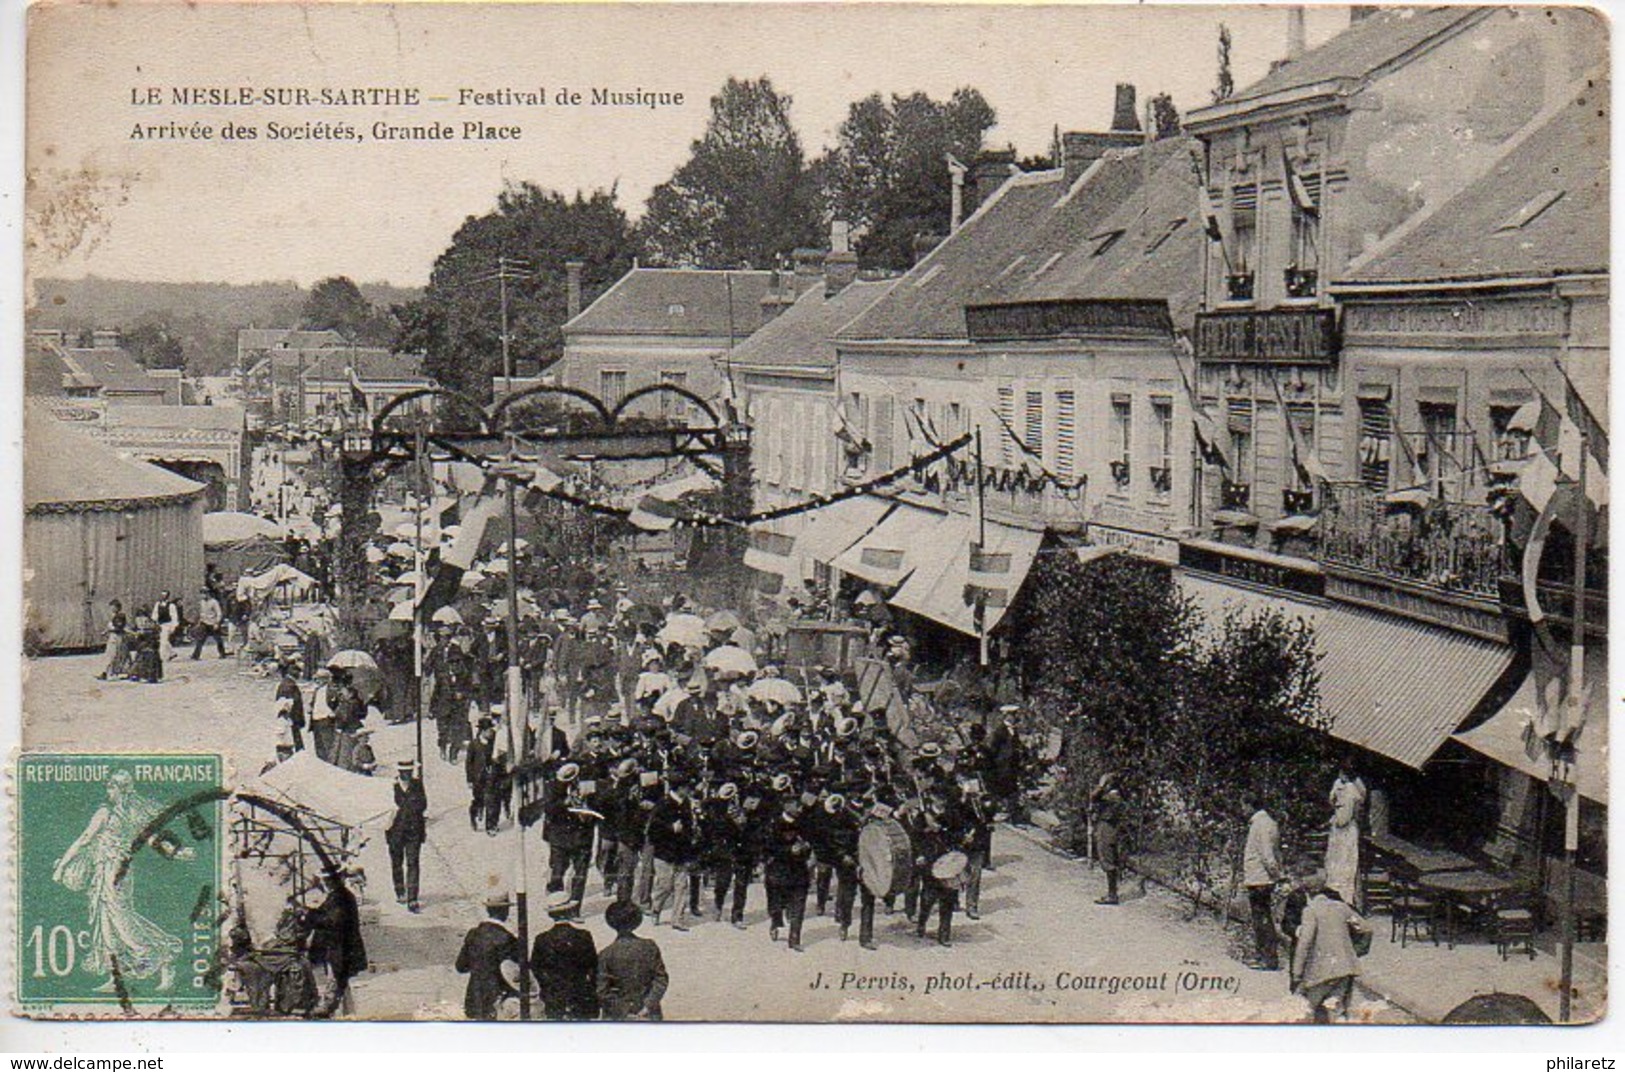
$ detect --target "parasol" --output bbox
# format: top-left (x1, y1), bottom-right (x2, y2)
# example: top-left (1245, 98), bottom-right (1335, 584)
top-left (365, 545), bottom-right (387, 564)
top-left (388, 601), bottom-right (416, 621)
top-left (705, 609), bottom-right (742, 633)
top-left (387, 541), bottom-right (415, 558)
top-left (703, 645), bottom-right (757, 676)
top-left (653, 686), bottom-right (690, 719)
top-left (656, 613), bottom-right (707, 648)
top-left (748, 678), bottom-right (803, 706)
top-left (431, 606), bottom-right (464, 626)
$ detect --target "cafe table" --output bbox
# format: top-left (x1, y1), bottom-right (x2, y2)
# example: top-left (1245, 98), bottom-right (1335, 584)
top-left (1418, 869), bottom-right (1521, 949)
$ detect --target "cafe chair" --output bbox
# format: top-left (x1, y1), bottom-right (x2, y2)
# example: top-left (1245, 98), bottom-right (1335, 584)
top-left (1492, 890), bottom-right (1536, 961)
top-left (1391, 876), bottom-right (1439, 948)
top-left (1363, 867), bottom-right (1394, 917)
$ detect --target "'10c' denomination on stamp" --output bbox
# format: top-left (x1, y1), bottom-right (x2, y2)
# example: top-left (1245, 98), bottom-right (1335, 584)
top-left (15, 754), bottom-right (223, 1015)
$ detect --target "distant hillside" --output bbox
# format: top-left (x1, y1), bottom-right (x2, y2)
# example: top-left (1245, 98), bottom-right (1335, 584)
top-left (26, 276), bottom-right (422, 375)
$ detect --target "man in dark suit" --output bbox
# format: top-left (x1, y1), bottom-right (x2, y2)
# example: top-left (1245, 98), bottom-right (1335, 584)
top-left (385, 760), bottom-right (428, 912)
top-left (304, 869), bottom-right (366, 1018)
top-left (455, 893), bottom-right (522, 1021)
top-left (530, 891), bottom-right (599, 1021)
top-left (597, 902), bottom-right (668, 1020)
top-left (763, 789), bottom-right (813, 951)
top-left (543, 762), bottom-right (596, 909)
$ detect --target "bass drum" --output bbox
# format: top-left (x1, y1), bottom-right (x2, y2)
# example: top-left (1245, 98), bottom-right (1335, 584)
top-left (858, 817), bottom-right (914, 898)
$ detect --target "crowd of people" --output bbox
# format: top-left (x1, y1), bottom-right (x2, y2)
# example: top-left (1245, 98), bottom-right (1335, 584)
top-left (96, 568), bottom-right (239, 684)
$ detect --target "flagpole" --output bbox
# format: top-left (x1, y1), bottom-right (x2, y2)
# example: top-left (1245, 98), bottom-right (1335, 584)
top-left (1559, 433), bottom-right (1588, 1022)
top-left (414, 423), bottom-right (427, 774)
top-left (974, 427), bottom-right (988, 668)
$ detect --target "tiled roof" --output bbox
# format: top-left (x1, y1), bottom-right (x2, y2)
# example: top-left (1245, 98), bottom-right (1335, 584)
top-left (303, 349), bottom-right (429, 382)
top-left (24, 340), bottom-right (72, 397)
top-left (973, 137), bottom-right (1204, 330)
top-left (730, 279), bottom-right (899, 371)
top-left (102, 404), bottom-right (247, 432)
top-left (26, 403), bottom-right (205, 509)
top-left (238, 328), bottom-right (347, 352)
top-left (1190, 7), bottom-right (1487, 118)
top-left (1342, 78), bottom-right (1608, 285)
top-left (60, 347), bottom-right (170, 395)
top-left (839, 137), bottom-right (1203, 343)
top-left (837, 172), bottom-right (1070, 341)
top-left (564, 268), bottom-right (776, 340)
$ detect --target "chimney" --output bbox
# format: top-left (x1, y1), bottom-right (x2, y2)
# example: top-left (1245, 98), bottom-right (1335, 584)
top-left (947, 155), bottom-right (968, 231)
top-left (565, 260), bottom-right (585, 320)
top-left (1286, 6), bottom-right (1307, 60)
top-left (966, 149), bottom-right (1018, 216)
top-left (1110, 83), bottom-right (1142, 133)
top-left (793, 247), bottom-right (826, 287)
top-left (92, 328), bottom-right (120, 349)
top-left (825, 250), bottom-right (858, 298)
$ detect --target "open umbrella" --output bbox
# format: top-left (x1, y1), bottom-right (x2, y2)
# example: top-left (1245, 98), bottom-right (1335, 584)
top-left (705, 609), bottom-right (742, 633)
top-left (366, 545), bottom-right (387, 564)
top-left (747, 678), bottom-right (803, 706)
top-left (431, 606), bottom-right (464, 626)
top-left (657, 613), bottom-right (707, 648)
top-left (483, 558), bottom-right (511, 574)
top-left (704, 645), bottom-right (757, 676)
top-left (392, 569), bottom-right (422, 589)
top-left (387, 541), bottom-right (415, 558)
top-left (510, 538), bottom-right (530, 553)
top-left (328, 650), bottom-right (378, 672)
top-left (388, 600), bottom-right (416, 621)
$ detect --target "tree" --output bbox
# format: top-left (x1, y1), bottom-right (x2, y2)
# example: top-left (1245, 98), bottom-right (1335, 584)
top-left (819, 88), bottom-right (997, 271)
top-left (638, 77), bottom-right (821, 268)
top-left (121, 317), bottom-right (186, 370)
top-left (397, 183), bottom-right (639, 400)
top-left (300, 276), bottom-right (387, 343)
top-left (1213, 24), bottom-right (1236, 104)
top-left (1148, 92), bottom-right (1182, 140)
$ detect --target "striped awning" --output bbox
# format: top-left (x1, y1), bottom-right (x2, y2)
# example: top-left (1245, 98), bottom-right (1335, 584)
top-left (795, 495), bottom-right (894, 567)
top-left (1316, 605), bottom-right (1514, 770)
top-left (1177, 573), bottom-right (1513, 770)
top-left (831, 501), bottom-right (947, 588)
top-left (890, 517), bottom-right (1043, 636)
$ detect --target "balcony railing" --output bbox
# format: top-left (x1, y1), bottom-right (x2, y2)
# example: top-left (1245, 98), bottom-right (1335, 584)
top-left (1225, 272), bottom-right (1255, 302)
top-left (1318, 483), bottom-right (1505, 598)
top-left (1284, 267), bottom-right (1319, 300)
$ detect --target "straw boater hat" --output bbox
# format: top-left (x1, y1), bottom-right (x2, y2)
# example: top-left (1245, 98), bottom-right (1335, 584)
top-left (716, 782), bottom-right (738, 801)
top-left (771, 772), bottom-right (793, 793)
top-left (545, 890), bottom-right (578, 918)
top-left (396, 759), bottom-right (415, 774)
top-left (918, 742), bottom-right (943, 760)
top-left (555, 762), bottom-right (581, 784)
top-left (823, 793), bottom-right (846, 814)
top-left (642, 649), bottom-right (663, 666)
top-left (485, 891), bottom-right (513, 910)
top-left (834, 717), bottom-right (858, 739)
top-left (736, 730), bottom-right (760, 750)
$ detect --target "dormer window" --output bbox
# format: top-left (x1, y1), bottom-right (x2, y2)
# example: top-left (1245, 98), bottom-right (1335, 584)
top-left (667, 303), bottom-right (686, 317)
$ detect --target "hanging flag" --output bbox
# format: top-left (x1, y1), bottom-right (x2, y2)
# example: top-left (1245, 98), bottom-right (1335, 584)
top-left (347, 367), bottom-right (371, 414)
top-left (1281, 146), bottom-right (1318, 218)
top-left (1268, 375), bottom-right (1327, 486)
top-left (1173, 341), bottom-right (1231, 470)
top-left (1512, 380), bottom-right (1607, 511)
top-left (418, 487), bottom-right (501, 621)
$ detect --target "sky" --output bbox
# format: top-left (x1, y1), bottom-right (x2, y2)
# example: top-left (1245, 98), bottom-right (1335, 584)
top-left (26, 2), bottom-right (1350, 288)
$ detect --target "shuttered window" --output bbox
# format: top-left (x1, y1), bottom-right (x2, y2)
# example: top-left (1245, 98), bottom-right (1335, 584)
top-left (1055, 390), bottom-right (1076, 479)
top-left (1024, 390), bottom-right (1044, 456)
top-left (873, 395), bottom-right (895, 471)
top-left (1358, 399), bottom-right (1393, 491)
top-left (996, 386), bottom-right (1015, 466)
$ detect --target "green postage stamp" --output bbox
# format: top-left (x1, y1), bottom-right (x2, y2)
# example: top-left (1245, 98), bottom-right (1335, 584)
top-left (15, 753), bottom-right (224, 1015)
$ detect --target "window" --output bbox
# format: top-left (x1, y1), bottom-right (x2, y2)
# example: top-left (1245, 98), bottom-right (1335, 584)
top-left (996, 386), bottom-right (1015, 466)
top-left (1491, 403), bottom-right (1532, 462)
top-left (1287, 170), bottom-right (1321, 297)
top-left (1358, 399), bottom-right (1393, 491)
top-left (1285, 403), bottom-right (1317, 492)
top-left (1229, 183), bottom-right (1259, 285)
top-left (1090, 230), bottom-right (1126, 257)
top-left (1110, 395), bottom-right (1133, 491)
top-left (1024, 390), bottom-right (1044, 456)
top-left (1495, 190), bottom-right (1565, 233)
top-left (1151, 397), bottom-right (1174, 497)
top-left (948, 401), bottom-right (964, 437)
top-left (1228, 398), bottom-right (1255, 483)
top-left (666, 303), bottom-right (686, 317)
top-left (1055, 391), bottom-right (1076, 480)
top-left (599, 369), bottom-right (627, 408)
top-left (873, 395), bottom-right (895, 470)
top-left (658, 370), bottom-right (688, 419)
top-left (1418, 401), bottom-right (1460, 490)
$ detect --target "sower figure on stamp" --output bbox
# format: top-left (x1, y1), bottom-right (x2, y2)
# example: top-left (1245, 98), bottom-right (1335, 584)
top-left (386, 759), bottom-right (427, 912)
top-left (456, 892), bottom-right (522, 1021)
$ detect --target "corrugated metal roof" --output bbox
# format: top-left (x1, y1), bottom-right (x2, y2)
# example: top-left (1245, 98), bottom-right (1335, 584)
top-left (1315, 605), bottom-right (1512, 769)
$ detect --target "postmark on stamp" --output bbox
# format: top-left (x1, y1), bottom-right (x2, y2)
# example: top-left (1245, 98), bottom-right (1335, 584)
top-left (16, 753), bottom-right (223, 1014)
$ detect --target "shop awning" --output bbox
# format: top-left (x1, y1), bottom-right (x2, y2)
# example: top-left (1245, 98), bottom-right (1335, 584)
top-left (795, 495), bottom-right (894, 567)
top-left (830, 501), bottom-right (946, 588)
top-left (743, 521), bottom-right (801, 581)
top-left (890, 517), bottom-right (1043, 635)
top-left (1455, 673), bottom-right (1608, 805)
top-left (1316, 605), bottom-right (1514, 770)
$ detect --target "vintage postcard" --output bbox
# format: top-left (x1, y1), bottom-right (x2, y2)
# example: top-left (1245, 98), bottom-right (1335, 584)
top-left (15, 1), bottom-right (1609, 1028)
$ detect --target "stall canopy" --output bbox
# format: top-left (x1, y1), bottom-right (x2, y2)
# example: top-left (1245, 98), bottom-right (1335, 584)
top-left (1455, 665), bottom-right (1609, 805)
top-left (830, 501), bottom-right (945, 588)
top-left (204, 511), bottom-right (285, 546)
top-left (793, 495), bottom-right (894, 569)
top-left (890, 516), bottom-right (1043, 635)
top-left (237, 562), bottom-right (318, 601)
top-left (743, 520), bottom-right (802, 592)
top-left (248, 752), bottom-right (396, 827)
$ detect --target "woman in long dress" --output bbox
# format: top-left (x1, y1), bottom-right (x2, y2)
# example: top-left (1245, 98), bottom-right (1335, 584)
top-left (51, 770), bottom-right (192, 991)
top-left (1324, 767), bottom-right (1367, 907)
